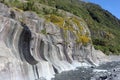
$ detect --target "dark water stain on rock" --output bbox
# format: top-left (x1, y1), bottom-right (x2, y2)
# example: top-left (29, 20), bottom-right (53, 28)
top-left (18, 23), bottom-right (38, 65)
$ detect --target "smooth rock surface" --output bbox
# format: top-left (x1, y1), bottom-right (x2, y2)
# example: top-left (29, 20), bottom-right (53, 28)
top-left (0, 3), bottom-right (108, 80)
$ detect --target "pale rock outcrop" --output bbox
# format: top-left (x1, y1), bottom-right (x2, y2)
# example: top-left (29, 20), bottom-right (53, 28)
top-left (0, 3), bottom-right (108, 80)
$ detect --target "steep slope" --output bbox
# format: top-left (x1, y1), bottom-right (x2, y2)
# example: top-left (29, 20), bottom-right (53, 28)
top-left (38, 0), bottom-right (120, 55)
top-left (1, 0), bottom-right (120, 55)
top-left (0, 2), bottom-right (108, 80)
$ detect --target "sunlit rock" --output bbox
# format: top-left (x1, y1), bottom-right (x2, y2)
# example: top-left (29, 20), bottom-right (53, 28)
top-left (0, 3), bottom-right (108, 80)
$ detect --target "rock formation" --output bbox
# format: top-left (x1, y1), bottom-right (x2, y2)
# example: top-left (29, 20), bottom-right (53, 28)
top-left (0, 3), bottom-right (107, 80)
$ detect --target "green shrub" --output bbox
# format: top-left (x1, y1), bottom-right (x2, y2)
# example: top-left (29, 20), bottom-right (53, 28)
top-left (41, 29), bottom-right (47, 34)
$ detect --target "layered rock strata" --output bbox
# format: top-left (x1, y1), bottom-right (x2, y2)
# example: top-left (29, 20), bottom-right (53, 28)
top-left (0, 3), bottom-right (107, 80)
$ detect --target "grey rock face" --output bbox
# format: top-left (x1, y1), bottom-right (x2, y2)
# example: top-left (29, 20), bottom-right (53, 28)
top-left (0, 3), bottom-right (10, 17)
top-left (0, 3), bottom-right (108, 80)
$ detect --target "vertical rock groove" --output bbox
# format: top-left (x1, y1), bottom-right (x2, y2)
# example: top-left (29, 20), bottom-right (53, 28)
top-left (18, 23), bottom-right (38, 65)
top-left (0, 3), bottom-right (108, 80)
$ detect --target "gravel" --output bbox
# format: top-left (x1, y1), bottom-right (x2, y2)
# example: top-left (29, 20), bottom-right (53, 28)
top-left (54, 61), bottom-right (120, 80)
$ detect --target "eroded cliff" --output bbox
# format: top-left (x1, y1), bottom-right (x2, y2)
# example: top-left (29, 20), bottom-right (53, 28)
top-left (0, 3), bottom-right (107, 80)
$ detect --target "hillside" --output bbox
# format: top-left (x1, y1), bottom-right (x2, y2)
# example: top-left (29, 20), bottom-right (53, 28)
top-left (0, 1), bottom-right (109, 80)
top-left (38, 0), bottom-right (120, 55)
top-left (1, 0), bottom-right (120, 55)
top-left (0, 0), bottom-right (119, 80)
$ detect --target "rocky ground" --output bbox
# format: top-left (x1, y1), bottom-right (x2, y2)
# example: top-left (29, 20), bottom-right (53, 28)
top-left (54, 57), bottom-right (120, 80)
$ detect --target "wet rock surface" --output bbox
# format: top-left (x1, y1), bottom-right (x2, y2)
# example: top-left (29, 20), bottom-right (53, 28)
top-left (54, 61), bottom-right (120, 80)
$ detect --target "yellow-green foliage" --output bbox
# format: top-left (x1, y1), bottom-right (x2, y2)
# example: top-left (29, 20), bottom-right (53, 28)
top-left (46, 14), bottom-right (64, 26)
top-left (71, 17), bottom-right (83, 30)
top-left (45, 14), bottom-right (74, 31)
top-left (74, 30), bottom-right (90, 45)
top-left (71, 17), bottom-right (80, 26)
top-left (12, 7), bottom-right (23, 12)
top-left (45, 14), bottom-right (90, 45)
top-left (105, 32), bottom-right (114, 39)
top-left (80, 35), bottom-right (90, 44)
